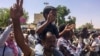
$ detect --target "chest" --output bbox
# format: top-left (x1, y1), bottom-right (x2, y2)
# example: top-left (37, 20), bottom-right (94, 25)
top-left (0, 46), bottom-right (14, 56)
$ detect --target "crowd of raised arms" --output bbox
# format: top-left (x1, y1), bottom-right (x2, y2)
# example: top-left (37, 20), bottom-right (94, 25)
top-left (0, 0), bottom-right (100, 56)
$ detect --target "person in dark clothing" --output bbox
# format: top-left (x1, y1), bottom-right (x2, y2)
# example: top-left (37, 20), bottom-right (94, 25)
top-left (36, 6), bottom-right (59, 39)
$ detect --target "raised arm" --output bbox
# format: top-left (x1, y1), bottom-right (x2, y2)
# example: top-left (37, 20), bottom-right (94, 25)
top-left (36, 10), bottom-right (55, 34)
top-left (36, 20), bottom-right (49, 34)
top-left (59, 24), bottom-right (75, 37)
top-left (0, 24), bottom-right (12, 47)
top-left (10, 0), bottom-right (32, 56)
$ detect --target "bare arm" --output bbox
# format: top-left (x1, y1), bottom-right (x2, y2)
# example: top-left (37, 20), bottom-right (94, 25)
top-left (36, 20), bottom-right (49, 34)
top-left (10, 0), bottom-right (32, 56)
top-left (59, 29), bottom-right (66, 37)
top-left (13, 19), bottom-right (32, 56)
top-left (36, 10), bottom-right (55, 34)
top-left (59, 24), bottom-right (75, 37)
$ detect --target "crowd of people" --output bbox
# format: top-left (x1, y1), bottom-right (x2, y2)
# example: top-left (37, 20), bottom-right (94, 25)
top-left (0, 0), bottom-right (100, 56)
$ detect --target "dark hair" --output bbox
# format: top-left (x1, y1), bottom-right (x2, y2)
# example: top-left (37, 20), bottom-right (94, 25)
top-left (82, 27), bottom-right (88, 32)
top-left (81, 27), bottom-right (89, 38)
top-left (30, 29), bottom-right (35, 35)
top-left (92, 33), bottom-right (98, 38)
top-left (43, 6), bottom-right (56, 19)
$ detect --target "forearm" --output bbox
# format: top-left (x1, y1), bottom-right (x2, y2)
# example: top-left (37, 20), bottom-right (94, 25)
top-left (59, 30), bottom-right (66, 37)
top-left (12, 19), bottom-right (32, 56)
top-left (0, 24), bottom-right (12, 46)
top-left (36, 21), bottom-right (49, 34)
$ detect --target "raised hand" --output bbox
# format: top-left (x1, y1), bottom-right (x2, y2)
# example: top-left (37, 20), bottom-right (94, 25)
top-left (64, 24), bottom-right (75, 32)
top-left (47, 10), bottom-right (56, 23)
top-left (10, 0), bottom-right (23, 19)
top-left (64, 25), bottom-right (71, 32)
top-left (70, 24), bottom-right (75, 29)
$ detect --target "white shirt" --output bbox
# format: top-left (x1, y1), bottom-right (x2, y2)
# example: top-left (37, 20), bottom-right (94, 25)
top-left (28, 34), bottom-right (38, 48)
top-left (91, 37), bottom-right (100, 52)
top-left (57, 37), bottom-right (76, 55)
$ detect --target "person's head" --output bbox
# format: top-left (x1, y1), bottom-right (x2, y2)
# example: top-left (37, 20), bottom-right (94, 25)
top-left (43, 6), bottom-right (57, 20)
top-left (81, 27), bottom-right (89, 38)
top-left (92, 33), bottom-right (98, 39)
top-left (82, 27), bottom-right (88, 33)
top-left (30, 29), bottom-right (35, 35)
top-left (6, 31), bottom-right (14, 42)
top-left (22, 29), bottom-right (28, 34)
top-left (40, 32), bottom-right (56, 50)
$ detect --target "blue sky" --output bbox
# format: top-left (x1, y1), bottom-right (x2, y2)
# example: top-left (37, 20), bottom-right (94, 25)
top-left (0, 0), bottom-right (100, 28)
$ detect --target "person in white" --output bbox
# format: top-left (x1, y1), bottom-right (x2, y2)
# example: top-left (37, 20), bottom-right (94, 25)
top-left (0, 24), bottom-right (22, 56)
top-left (89, 33), bottom-right (100, 56)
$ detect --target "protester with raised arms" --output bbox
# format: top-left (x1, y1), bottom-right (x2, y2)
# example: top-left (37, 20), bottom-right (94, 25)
top-left (10, 0), bottom-right (64, 56)
top-left (10, 0), bottom-right (33, 56)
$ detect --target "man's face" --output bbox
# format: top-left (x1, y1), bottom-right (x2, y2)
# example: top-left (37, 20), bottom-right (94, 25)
top-left (46, 36), bottom-right (56, 47)
top-left (44, 32), bottom-right (56, 49)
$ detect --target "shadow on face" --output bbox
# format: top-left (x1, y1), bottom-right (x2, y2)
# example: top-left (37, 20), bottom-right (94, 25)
top-left (44, 32), bottom-right (56, 49)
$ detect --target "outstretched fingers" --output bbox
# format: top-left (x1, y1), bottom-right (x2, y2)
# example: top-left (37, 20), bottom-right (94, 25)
top-left (16, 0), bottom-right (19, 5)
top-left (20, 0), bottom-right (23, 8)
top-left (16, 0), bottom-right (23, 8)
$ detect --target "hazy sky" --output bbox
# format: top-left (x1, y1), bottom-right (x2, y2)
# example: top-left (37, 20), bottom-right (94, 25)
top-left (0, 0), bottom-right (100, 28)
